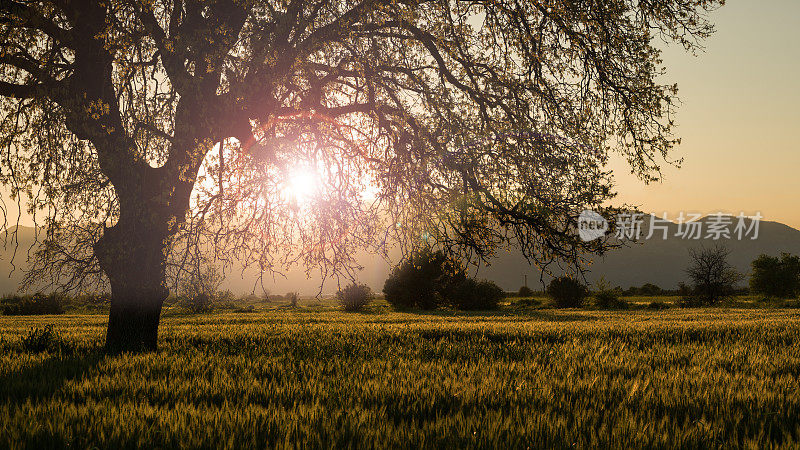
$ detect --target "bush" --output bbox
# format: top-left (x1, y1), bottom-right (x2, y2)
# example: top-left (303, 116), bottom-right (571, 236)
top-left (382, 249), bottom-right (506, 311)
top-left (73, 293), bottom-right (111, 311)
top-left (518, 285), bottom-right (534, 297)
top-left (285, 292), bottom-right (300, 308)
top-left (547, 277), bottom-right (588, 308)
top-left (183, 292), bottom-right (213, 313)
top-left (449, 279), bottom-right (504, 310)
top-left (337, 283), bottom-right (373, 312)
top-left (639, 283), bottom-right (663, 296)
top-left (21, 324), bottom-right (64, 353)
top-left (383, 250), bottom-right (462, 310)
top-left (593, 277), bottom-right (628, 309)
top-left (233, 304), bottom-right (256, 313)
top-left (594, 290), bottom-right (628, 309)
top-left (648, 301), bottom-right (669, 310)
top-left (2, 293), bottom-right (64, 316)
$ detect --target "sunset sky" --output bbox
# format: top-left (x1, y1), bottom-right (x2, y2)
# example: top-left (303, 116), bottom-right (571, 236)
top-left (612, 0), bottom-right (800, 228)
top-left (2, 2), bottom-right (797, 230)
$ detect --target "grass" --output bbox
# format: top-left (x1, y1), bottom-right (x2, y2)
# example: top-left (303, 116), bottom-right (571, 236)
top-left (1, 308), bottom-right (800, 447)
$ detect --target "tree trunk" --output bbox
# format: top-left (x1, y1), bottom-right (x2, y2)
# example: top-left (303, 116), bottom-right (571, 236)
top-left (95, 217), bottom-right (170, 353)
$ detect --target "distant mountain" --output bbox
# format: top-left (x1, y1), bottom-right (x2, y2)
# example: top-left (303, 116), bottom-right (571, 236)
top-left (0, 225), bottom-right (391, 296)
top-left (479, 216), bottom-right (800, 291)
top-left (2, 216), bottom-right (800, 295)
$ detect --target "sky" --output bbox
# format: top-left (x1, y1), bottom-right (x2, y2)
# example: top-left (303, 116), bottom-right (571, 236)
top-left (1, 1), bottom-right (797, 294)
top-left (2, 1), bottom-right (798, 231)
top-left (611, 0), bottom-right (800, 228)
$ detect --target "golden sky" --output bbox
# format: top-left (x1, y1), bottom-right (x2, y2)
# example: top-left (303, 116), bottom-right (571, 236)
top-left (3, 2), bottom-right (798, 231)
top-left (612, 0), bottom-right (800, 228)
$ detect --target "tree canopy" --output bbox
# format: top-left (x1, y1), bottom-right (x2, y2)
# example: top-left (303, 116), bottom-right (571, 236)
top-left (0, 0), bottom-right (723, 350)
top-left (750, 253), bottom-right (800, 299)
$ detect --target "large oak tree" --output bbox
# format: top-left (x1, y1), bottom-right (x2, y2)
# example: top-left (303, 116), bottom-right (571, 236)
top-left (0, 0), bottom-right (721, 351)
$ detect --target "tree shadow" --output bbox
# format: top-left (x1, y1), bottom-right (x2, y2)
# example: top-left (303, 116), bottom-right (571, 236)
top-left (0, 350), bottom-right (105, 405)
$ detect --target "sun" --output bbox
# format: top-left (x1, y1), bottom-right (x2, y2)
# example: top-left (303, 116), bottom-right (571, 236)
top-left (285, 167), bottom-right (320, 204)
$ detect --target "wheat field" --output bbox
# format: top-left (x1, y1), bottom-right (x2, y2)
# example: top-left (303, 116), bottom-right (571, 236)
top-left (1, 308), bottom-right (799, 448)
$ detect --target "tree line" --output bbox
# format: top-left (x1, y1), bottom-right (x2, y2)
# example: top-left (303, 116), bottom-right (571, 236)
top-left (5, 247), bottom-right (799, 316)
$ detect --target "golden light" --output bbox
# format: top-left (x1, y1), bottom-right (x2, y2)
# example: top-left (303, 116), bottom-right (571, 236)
top-left (285, 167), bottom-right (320, 205)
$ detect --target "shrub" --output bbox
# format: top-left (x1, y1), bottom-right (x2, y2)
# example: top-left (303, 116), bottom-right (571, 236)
top-left (623, 283), bottom-right (663, 296)
top-left (183, 292), bottom-right (213, 313)
top-left (547, 277), bottom-right (588, 308)
top-left (74, 293), bottom-right (111, 311)
top-left (593, 277), bottom-right (628, 309)
top-left (383, 250), bottom-right (462, 310)
top-left (233, 305), bottom-right (256, 313)
top-left (450, 279), bottom-right (504, 310)
top-left (285, 292), bottom-right (300, 308)
top-left (518, 285), bottom-right (534, 297)
top-left (757, 297), bottom-right (800, 309)
top-left (21, 324), bottom-right (63, 353)
top-left (594, 290), bottom-right (628, 309)
top-left (2, 293), bottom-right (64, 316)
top-left (648, 301), bottom-right (669, 310)
top-left (382, 249), bottom-right (505, 311)
top-left (337, 283), bottom-right (374, 312)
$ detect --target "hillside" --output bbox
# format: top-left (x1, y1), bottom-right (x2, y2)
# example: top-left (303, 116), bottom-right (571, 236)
top-left (481, 216), bottom-right (800, 291)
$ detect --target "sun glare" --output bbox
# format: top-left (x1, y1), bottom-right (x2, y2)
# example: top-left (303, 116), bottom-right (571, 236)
top-left (285, 168), bottom-right (320, 204)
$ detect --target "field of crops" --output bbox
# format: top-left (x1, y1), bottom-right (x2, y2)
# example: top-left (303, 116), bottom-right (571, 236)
top-left (2, 308), bottom-right (800, 448)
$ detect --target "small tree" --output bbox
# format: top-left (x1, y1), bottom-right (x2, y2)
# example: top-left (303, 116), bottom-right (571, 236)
top-left (547, 277), bottom-right (588, 308)
top-left (686, 245), bottom-right (742, 305)
top-left (750, 253), bottom-right (800, 298)
top-left (337, 283), bottom-right (373, 312)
